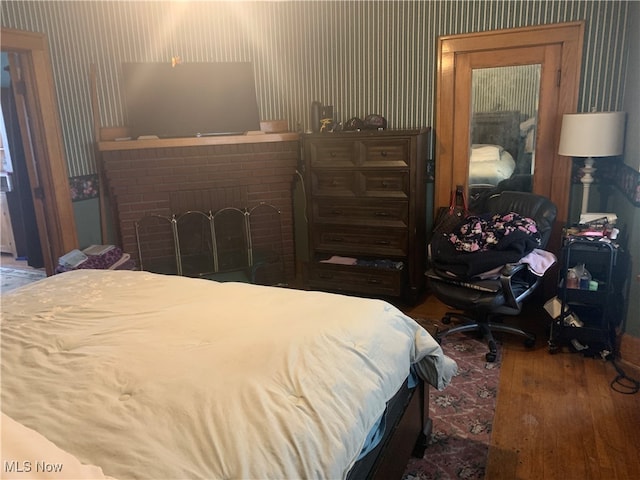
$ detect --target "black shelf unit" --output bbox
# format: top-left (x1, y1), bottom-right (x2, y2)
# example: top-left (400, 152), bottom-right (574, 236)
top-left (549, 237), bottom-right (623, 356)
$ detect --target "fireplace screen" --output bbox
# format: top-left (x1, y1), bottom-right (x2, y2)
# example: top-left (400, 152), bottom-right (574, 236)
top-left (135, 203), bottom-right (285, 286)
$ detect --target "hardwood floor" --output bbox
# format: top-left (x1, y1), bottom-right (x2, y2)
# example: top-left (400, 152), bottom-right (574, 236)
top-left (0, 252), bottom-right (39, 270)
top-left (403, 293), bottom-right (640, 480)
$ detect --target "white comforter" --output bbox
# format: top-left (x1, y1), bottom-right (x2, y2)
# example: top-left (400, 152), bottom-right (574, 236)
top-left (1, 270), bottom-right (456, 480)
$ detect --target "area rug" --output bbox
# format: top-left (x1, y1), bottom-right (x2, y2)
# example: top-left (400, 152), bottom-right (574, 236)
top-left (403, 320), bottom-right (501, 480)
top-left (0, 266), bottom-right (47, 294)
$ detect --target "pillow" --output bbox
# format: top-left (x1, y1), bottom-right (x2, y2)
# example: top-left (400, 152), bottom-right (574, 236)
top-left (1, 413), bottom-right (116, 479)
top-left (470, 144), bottom-right (503, 163)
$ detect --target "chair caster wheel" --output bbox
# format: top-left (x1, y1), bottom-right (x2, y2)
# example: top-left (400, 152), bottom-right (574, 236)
top-left (485, 352), bottom-right (497, 362)
top-left (441, 315), bottom-right (452, 325)
top-left (524, 338), bottom-right (535, 348)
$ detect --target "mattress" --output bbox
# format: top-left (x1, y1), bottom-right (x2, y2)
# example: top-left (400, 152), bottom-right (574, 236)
top-left (1, 270), bottom-right (456, 480)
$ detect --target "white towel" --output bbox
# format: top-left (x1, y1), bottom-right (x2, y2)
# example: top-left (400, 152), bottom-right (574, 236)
top-left (520, 248), bottom-right (557, 276)
top-left (474, 248), bottom-right (557, 280)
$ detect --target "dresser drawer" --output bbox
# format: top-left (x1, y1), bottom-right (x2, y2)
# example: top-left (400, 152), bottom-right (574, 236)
top-left (308, 140), bottom-right (358, 167)
top-left (311, 170), bottom-right (408, 198)
top-left (362, 139), bottom-right (410, 167)
top-left (312, 199), bottom-right (408, 228)
top-left (311, 170), bottom-right (357, 197)
top-left (361, 170), bottom-right (409, 198)
top-left (305, 262), bottom-right (403, 297)
top-left (312, 225), bottom-right (408, 257)
top-left (307, 138), bottom-right (410, 168)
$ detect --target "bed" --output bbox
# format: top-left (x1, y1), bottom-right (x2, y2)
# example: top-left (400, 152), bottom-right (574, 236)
top-left (467, 110), bottom-right (537, 211)
top-left (0, 269), bottom-right (456, 480)
top-left (468, 143), bottom-right (516, 186)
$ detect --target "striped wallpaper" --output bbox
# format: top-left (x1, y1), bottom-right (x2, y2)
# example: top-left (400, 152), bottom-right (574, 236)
top-left (472, 65), bottom-right (541, 118)
top-left (0, 0), bottom-right (631, 178)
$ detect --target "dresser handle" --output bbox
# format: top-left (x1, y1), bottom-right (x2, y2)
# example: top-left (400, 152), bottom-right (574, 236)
top-left (331, 209), bottom-right (343, 215)
top-left (330, 151), bottom-right (337, 157)
top-left (375, 240), bottom-right (391, 245)
top-left (374, 211), bottom-right (390, 217)
top-left (329, 236), bottom-right (344, 242)
top-left (380, 151), bottom-right (388, 157)
top-left (380, 181), bottom-right (389, 188)
top-left (367, 278), bottom-right (381, 284)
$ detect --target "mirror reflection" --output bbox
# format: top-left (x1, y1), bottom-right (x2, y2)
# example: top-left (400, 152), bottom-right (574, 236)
top-left (468, 64), bottom-right (541, 210)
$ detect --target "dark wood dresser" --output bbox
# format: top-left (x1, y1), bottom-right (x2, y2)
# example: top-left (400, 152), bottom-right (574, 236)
top-left (302, 129), bottom-right (430, 303)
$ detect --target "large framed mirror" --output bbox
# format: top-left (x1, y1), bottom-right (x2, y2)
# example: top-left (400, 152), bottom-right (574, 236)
top-left (468, 64), bottom-right (541, 210)
top-left (435, 22), bottom-right (584, 252)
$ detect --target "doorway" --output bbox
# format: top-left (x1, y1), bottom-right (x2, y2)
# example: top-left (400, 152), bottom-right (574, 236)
top-left (1, 84), bottom-right (43, 269)
top-left (0, 28), bottom-right (78, 275)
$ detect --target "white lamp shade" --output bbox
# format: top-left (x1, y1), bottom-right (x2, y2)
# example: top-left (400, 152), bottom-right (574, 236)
top-left (558, 112), bottom-right (626, 157)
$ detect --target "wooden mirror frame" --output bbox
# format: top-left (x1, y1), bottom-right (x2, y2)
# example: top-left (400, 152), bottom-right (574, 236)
top-left (434, 22), bottom-right (585, 251)
top-left (1, 28), bottom-right (78, 275)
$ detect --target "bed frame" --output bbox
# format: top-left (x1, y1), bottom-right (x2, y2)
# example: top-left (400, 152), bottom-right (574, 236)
top-left (348, 378), bottom-right (431, 479)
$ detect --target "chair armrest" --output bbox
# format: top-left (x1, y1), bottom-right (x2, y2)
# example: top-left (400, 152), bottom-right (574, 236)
top-left (499, 262), bottom-right (527, 309)
top-left (500, 262), bottom-right (527, 277)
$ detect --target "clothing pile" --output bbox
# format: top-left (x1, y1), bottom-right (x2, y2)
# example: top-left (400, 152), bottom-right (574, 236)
top-left (449, 212), bottom-right (541, 253)
top-left (431, 212), bottom-right (542, 279)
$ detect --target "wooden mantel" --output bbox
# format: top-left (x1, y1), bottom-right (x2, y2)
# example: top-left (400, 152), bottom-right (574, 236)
top-left (98, 131), bottom-right (299, 152)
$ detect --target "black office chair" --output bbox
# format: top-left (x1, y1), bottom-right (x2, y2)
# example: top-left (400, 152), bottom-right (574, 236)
top-left (426, 191), bottom-right (558, 362)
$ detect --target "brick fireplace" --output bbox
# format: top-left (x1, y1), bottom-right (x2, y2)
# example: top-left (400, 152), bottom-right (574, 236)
top-left (99, 134), bottom-right (300, 282)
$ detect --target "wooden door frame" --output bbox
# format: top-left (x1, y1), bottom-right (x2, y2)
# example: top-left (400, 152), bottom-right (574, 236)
top-left (1, 28), bottom-right (78, 275)
top-left (434, 22), bottom-right (585, 250)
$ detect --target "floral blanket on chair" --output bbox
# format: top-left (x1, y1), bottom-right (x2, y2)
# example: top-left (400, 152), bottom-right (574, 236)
top-left (449, 212), bottom-right (541, 253)
top-left (430, 212), bottom-right (541, 279)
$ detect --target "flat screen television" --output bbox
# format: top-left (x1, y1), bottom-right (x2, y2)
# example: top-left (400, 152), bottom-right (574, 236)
top-left (122, 62), bottom-right (261, 139)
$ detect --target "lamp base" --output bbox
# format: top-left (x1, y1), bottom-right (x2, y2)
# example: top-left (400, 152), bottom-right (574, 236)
top-left (580, 156), bottom-right (596, 215)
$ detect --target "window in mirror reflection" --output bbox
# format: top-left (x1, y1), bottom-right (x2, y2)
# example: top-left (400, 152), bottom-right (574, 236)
top-left (468, 64), bottom-right (541, 211)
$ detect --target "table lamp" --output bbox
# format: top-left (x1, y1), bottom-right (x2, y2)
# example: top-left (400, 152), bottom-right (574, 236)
top-left (558, 111), bottom-right (626, 214)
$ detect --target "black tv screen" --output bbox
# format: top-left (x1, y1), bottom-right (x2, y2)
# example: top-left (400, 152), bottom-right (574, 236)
top-left (122, 62), bottom-right (261, 138)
